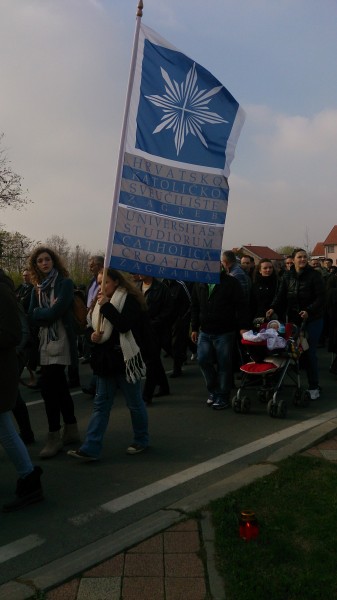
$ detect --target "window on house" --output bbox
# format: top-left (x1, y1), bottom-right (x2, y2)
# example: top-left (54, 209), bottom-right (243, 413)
top-left (327, 245), bottom-right (335, 253)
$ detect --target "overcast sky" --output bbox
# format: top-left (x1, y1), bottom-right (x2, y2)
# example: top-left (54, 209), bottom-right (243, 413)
top-left (1, 0), bottom-right (336, 255)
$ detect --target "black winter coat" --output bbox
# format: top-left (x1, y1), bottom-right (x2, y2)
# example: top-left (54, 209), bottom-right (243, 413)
top-left (0, 278), bottom-right (21, 412)
top-left (270, 265), bottom-right (325, 325)
top-left (15, 283), bottom-right (33, 313)
top-left (140, 278), bottom-right (174, 345)
top-left (163, 279), bottom-right (194, 322)
top-left (142, 279), bottom-right (173, 324)
top-left (251, 273), bottom-right (279, 320)
top-left (191, 272), bottom-right (250, 334)
top-left (327, 275), bottom-right (337, 353)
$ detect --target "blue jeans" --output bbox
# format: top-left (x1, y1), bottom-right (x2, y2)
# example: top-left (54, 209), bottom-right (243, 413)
top-left (304, 318), bottom-right (323, 389)
top-left (197, 331), bottom-right (235, 402)
top-left (0, 411), bottom-right (34, 478)
top-left (81, 374), bottom-right (149, 458)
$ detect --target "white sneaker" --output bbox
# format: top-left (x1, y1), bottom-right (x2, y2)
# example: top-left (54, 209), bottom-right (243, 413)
top-left (308, 388), bottom-right (320, 400)
top-left (190, 353), bottom-right (197, 361)
top-left (126, 444), bottom-right (147, 455)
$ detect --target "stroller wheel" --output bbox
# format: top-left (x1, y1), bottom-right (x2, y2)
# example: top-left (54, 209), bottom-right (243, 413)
top-left (300, 390), bottom-right (311, 407)
top-left (232, 395), bottom-right (241, 413)
top-left (267, 399), bottom-right (278, 418)
top-left (258, 389), bottom-right (273, 403)
top-left (292, 388), bottom-right (302, 406)
top-left (240, 396), bottom-right (251, 414)
top-left (277, 399), bottom-right (287, 418)
top-left (293, 388), bottom-right (309, 407)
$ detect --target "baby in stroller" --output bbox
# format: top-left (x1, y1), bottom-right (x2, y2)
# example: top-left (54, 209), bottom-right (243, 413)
top-left (233, 320), bottom-right (307, 418)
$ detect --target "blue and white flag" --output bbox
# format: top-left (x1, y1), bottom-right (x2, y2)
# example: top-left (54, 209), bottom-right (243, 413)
top-left (109, 23), bottom-right (245, 283)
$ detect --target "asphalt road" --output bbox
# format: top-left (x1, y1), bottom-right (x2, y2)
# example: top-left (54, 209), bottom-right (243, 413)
top-left (0, 347), bottom-right (336, 586)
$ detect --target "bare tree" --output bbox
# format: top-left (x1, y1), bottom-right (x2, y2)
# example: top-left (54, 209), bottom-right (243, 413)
top-left (0, 230), bottom-right (35, 272)
top-left (303, 227), bottom-right (312, 255)
top-left (69, 245), bottom-right (91, 285)
top-left (0, 227), bottom-right (102, 286)
top-left (45, 235), bottom-right (71, 262)
top-left (275, 245), bottom-right (295, 256)
top-left (0, 133), bottom-right (30, 209)
top-left (44, 237), bottom-right (92, 284)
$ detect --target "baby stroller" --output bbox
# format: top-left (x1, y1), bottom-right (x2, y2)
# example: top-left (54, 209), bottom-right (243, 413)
top-left (232, 321), bottom-right (308, 418)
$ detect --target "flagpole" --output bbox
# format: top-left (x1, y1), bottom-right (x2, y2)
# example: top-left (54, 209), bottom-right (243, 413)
top-left (96, 1), bottom-right (143, 331)
top-left (103, 0), bottom-right (143, 270)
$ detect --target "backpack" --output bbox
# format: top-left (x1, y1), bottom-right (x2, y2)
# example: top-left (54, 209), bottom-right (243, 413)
top-left (72, 291), bottom-right (87, 334)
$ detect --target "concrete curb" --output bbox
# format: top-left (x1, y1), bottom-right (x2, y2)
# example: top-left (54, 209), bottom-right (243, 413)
top-left (265, 418), bottom-right (337, 463)
top-left (1, 510), bottom-right (181, 600)
top-left (2, 418), bottom-right (337, 599)
top-left (168, 463), bottom-right (277, 514)
top-left (201, 511), bottom-right (227, 600)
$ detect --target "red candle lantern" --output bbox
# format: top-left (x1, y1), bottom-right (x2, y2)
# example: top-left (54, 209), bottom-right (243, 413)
top-left (239, 510), bottom-right (259, 541)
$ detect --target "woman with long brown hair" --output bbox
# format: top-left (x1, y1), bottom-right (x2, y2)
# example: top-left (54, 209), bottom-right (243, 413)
top-left (28, 246), bottom-right (80, 458)
top-left (68, 268), bottom-right (149, 461)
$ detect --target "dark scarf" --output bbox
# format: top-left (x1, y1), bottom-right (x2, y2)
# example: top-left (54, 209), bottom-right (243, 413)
top-left (37, 268), bottom-right (59, 341)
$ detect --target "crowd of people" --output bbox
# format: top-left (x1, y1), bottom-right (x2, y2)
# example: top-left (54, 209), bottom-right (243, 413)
top-left (1, 246), bottom-right (336, 512)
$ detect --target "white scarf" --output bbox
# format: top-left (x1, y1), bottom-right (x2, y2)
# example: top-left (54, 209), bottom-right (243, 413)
top-left (91, 287), bottom-right (146, 383)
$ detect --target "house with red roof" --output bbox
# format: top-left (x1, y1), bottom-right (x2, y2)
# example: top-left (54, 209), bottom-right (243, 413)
top-left (310, 227), bottom-right (337, 265)
top-left (323, 226), bottom-right (337, 264)
top-left (311, 242), bottom-right (325, 260)
top-left (234, 245), bottom-right (284, 265)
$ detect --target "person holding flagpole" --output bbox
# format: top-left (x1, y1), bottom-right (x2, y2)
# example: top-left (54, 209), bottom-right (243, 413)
top-left (86, 0), bottom-right (246, 428)
top-left (68, 269), bottom-right (149, 461)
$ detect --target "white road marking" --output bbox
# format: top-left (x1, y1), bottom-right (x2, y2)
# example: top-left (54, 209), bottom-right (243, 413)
top-left (25, 399), bottom-right (43, 406)
top-left (69, 507), bottom-right (107, 526)
top-left (0, 535), bottom-right (45, 564)
top-left (3, 408), bottom-right (336, 568)
top-left (26, 390), bottom-right (82, 407)
top-left (71, 408), bottom-right (337, 521)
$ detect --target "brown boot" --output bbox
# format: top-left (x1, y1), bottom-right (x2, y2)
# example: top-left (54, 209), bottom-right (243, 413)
top-left (39, 431), bottom-right (63, 459)
top-left (62, 423), bottom-right (81, 445)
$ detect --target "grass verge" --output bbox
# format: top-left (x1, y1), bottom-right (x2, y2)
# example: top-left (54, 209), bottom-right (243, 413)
top-left (210, 454), bottom-right (337, 600)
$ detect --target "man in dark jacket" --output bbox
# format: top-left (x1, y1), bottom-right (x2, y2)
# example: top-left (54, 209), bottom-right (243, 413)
top-left (138, 276), bottom-right (174, 403)
top-left (191, 271), bottom-right (250, 410)
top-left (163, 279), bottom-right (194, 377)
top-left (80, 255), bottom-right (104, 393)
top-left (15, 268), bottom-right (39, 388)
top-left (15, 269), bottom-right (34, 312)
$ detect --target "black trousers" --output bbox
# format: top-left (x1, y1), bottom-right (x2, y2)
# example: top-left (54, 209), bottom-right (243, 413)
top-left (142, 340), bottom-right (169, 401)
top-left (40, 364), bottom-right (77, 432)
top-left (12, 392), bottom-right (34, 439)
top-left (170, 314), bottom-right (191, 370)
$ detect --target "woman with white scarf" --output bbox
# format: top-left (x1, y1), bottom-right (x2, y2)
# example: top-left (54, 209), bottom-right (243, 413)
top-left (68, 268), bottom-right (149, 461)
